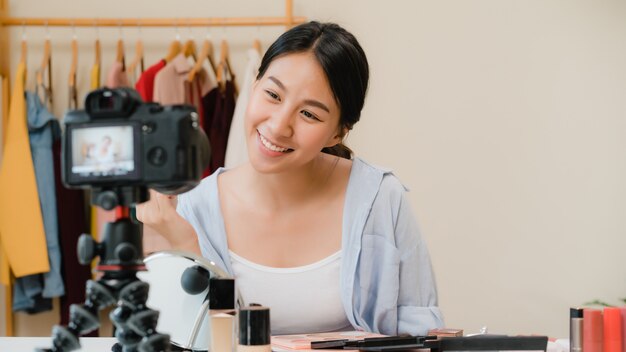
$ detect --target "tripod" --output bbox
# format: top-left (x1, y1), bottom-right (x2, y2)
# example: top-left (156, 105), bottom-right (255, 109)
top-left (38, 187), bottom-right (170, 352)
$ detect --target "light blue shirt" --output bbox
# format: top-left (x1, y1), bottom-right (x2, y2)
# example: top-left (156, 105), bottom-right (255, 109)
top-left (177, 157), bottom-right (444, 335)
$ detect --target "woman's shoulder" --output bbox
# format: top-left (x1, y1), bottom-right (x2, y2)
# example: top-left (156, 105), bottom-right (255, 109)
top-left (178, 167), bottom-right (224, 204)
top-left (351, 157), bottom-right (408, 195)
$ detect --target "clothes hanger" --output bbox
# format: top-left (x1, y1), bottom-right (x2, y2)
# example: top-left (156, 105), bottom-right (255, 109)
top-left (127, 39), bottom-right (145, 77)
top-left (116, 39), bottom-right (125, 67)
top-left (216, 39), bottom-right (230, 89)
top-left (94, 21), bottom-right (102, 68)
top-left (19, 24), bottom-right (27, 66)
top-left (183, 38), bottom-right (197, 61)
top-left (165, 25), bottom-right (182, 62)
top-left (127, 23), bottom-right (144, 77)
top-left (216, 40), bottom-right (238, 96)
top-left (36, 22), bottom-right (53, 107)
top-left (94, 39), bottom-right (101, 67)
top-left (36, 35), bottom-right (51, 87)
top-left (188, 35), bottom-right (216, 82)
top-left (253, 39), bottom-right (263, 56)
top-left (68, 32), bottom-right (79, 109)
top-left (69, 36), bottom-right (78, 88)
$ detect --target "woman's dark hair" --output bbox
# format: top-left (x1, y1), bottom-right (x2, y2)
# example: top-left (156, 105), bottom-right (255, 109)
top-left (257, 21), bottom-right (369, 159)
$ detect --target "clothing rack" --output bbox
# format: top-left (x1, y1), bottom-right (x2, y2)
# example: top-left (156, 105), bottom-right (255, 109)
top-left (0, 0), bottom-right (305, 84)
top-left (0, 0), bottom-right (304, 337)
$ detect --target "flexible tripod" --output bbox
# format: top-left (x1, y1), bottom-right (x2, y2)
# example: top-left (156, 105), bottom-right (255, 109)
top-left (38, 187), bottom-right (170, 352)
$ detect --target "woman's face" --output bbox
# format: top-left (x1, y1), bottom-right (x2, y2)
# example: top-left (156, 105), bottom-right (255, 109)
top-left (245, 51), bottom-right (343, 174)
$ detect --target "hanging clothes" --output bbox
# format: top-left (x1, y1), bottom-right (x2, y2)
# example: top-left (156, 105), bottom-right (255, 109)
top-left (0, 75), bottom-right (4, 152)
top-left (224, 48), bottom-right (261, 168)
top-left (0, 75), bottom-right (8, 287)
top-left (12, 92), bottom-right (67, 313)
top-left (0, 63), bottom-right (49, 282)
top-left (106, 61), bottom-right (130, 88)
top-left (152, 53), bottom-right (213, 120)
top-left (135, 59), bottom-right (166, 102)
top-left (202, 79), bottom-right (237, 175)
top-left (90, 63), bottom-right (100, 91)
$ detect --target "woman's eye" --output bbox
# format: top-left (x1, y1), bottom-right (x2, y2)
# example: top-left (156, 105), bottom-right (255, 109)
top-left (265, 90), bottom-right (280, 101)
top-left (301, 110), bottom-right (319, 121)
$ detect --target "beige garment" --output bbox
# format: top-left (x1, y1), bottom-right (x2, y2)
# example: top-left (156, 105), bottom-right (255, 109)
top-left (153, 53), bottom-right (213, 108)
top-left (224, 48), bottom-right (261, 168)
top-left (106, 61), bottom-right (130, 88)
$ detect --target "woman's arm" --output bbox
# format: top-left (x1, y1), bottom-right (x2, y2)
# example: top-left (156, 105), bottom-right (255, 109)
top-left (135, 189), bottom-right (202, 255)
top-left (394, 187), bottom-right (445, 335)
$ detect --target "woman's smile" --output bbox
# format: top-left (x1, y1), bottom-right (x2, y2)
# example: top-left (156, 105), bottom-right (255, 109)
top-left (257, 130), bottom-right (294, 155)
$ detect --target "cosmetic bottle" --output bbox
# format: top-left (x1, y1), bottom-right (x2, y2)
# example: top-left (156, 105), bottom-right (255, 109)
top-left (238, 305), bottom-right (271, 352)
top-left (583, 308), bottom-right (603, 352)
top-left (603, 307), bottom-right (623, 352)
top-left (209, 278), bottom-right (236, 352)
top-left (570, 308), bottom-right (583, 352)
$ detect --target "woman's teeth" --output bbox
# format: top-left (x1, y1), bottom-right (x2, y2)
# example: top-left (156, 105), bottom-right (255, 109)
top-left (260, 133), bottom-right (290, 152)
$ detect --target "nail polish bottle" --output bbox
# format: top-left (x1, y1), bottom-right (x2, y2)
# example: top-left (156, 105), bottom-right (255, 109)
top-left (238, 305), bottom-right (271, 352)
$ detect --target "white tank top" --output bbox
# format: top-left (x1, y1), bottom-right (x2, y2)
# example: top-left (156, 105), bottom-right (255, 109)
top-left (229, 250), bottom-right (352, 335)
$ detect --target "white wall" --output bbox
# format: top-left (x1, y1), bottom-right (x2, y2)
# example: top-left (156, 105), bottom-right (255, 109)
top-left (3, 0), bottom-right (625, 338)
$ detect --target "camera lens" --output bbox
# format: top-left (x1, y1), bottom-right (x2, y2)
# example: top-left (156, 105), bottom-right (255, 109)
top-left (147, 147), bottom-right (167, 167)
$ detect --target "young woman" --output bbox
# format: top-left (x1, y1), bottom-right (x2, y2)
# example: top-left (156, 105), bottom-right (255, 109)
top-left (136, 21), bottom-right (443, 336)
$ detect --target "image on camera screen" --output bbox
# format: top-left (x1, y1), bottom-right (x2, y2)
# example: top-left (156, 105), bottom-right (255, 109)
top-left (71, 125), bottom-right (135, 178)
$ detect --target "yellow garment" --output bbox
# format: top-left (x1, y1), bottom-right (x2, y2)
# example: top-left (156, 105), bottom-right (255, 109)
top-left (0, 63), bottom-right (50, 278)
top-left (1, 76), bottom-right (9, 286)
top-left (90, 63), bottom-right (100, 90)
top-left (1, 76), bottom-right (8, 149)
top-left (90, 63), bottom-right (101, 274)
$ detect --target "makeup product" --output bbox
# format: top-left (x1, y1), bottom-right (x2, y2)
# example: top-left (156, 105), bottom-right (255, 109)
top-left (570, 308), bottom-right (584, 352)
top-left (238, 305), bottom-right (271, 352)
top-left (620, 307), bottom-right (626, 352)
top-left (583, 308), bottom-right (603, 352)
top-left (603, 307), bottom-right (623, 352)
top-left (311, 335), bottom-right (548, 351)
top-left (209, 277), bottom-right (236, 313)
top-left (209, 278), bottom-right (236, 352)
top-left (428, 328), bottom-right (464, 338)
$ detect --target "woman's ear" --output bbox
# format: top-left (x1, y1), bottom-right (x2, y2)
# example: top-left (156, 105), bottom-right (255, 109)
top-left (325, 126), bottom-right (349, 148)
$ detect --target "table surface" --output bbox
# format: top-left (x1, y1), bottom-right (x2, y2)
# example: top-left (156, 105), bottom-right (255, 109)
top-left (0, 337), bottom-right (118, 352)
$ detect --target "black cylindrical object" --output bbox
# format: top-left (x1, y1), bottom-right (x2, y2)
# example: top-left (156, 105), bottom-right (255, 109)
top-left (209, 278), bottom-right (235, 309)
top-left (238, 306), bottom-right (270, 346)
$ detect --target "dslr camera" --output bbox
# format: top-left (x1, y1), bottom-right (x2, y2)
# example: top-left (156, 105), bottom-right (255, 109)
top-left (62, 88), bottom-right (210, 207)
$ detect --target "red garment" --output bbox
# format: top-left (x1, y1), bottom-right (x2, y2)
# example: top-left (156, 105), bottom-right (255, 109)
top-left (134, 60), bottom-right (166, 102)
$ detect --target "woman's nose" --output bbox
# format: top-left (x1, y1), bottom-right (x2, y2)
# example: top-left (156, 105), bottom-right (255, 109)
top-left (267, 108), bottom-right (294, 138)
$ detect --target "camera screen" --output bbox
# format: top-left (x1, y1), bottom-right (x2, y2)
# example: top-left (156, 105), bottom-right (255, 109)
top-left (70, 125), bottom-right (138, 179)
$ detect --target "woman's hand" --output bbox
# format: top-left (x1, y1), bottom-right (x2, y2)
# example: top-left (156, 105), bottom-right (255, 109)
top-left (135, 189), bottom-right (201, 255)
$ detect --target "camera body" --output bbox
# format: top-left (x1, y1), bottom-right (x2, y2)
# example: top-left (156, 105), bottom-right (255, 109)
top-left (62, 88), bottom-right (210, 198)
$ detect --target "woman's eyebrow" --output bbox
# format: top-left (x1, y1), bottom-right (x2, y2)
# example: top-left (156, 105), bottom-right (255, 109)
top-left (268, 76), bottom-right (287, 91)
top-left (268, 76), bottom-right (330, 113)
top-left (303, 99), bottom-right (330, 113)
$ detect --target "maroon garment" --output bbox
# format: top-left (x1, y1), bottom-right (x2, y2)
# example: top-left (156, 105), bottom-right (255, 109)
top-left (201, 80), bottom-right (236, 176)
top-left (52, 121), bottom-right (97, 335)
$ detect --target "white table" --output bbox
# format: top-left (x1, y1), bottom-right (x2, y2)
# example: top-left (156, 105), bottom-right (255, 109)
top-left (0, 337), bottom-right (118, 352)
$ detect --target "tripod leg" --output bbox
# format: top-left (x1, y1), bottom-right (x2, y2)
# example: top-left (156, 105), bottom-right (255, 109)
top-left (38, 280), bottom-right (116, 352)
top-left (111, 280), bottom-right (170, 352)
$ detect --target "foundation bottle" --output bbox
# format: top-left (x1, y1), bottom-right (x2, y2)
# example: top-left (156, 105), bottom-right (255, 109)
top-left (209, 278), bottom-right (236, 352)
